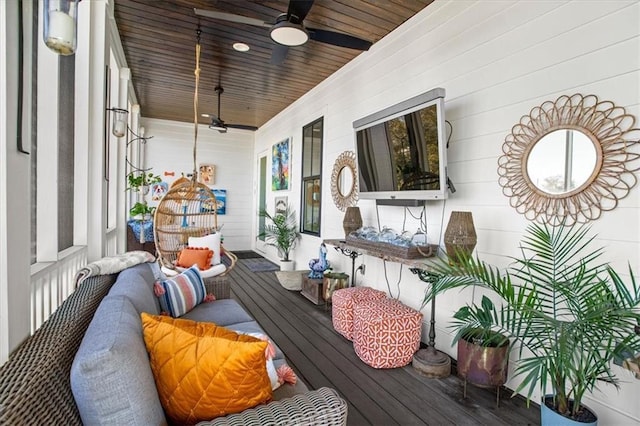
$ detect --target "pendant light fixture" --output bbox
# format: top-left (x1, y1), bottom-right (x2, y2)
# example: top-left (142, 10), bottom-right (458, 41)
top-left (43, 0), bottom-right (81, 56)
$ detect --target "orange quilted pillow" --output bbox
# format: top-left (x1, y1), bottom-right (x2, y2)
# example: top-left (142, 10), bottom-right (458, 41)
top-left (141, 313), bottom-right (272, 424)
top-left (176, 247), bottom-right (213, 270)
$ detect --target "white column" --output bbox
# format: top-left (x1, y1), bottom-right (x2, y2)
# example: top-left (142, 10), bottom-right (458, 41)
top-left (0, 0), bottom-right (32, 362)
top-left (74, 0), bottom-right (91, 247)
top-left (36, 0), bottom-right (61, 262)
top-left (85, 0), bottom-right (109, 262)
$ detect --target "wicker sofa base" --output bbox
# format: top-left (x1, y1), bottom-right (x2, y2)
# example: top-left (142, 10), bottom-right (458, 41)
top-left (0, 262), bottom-right (348, 425)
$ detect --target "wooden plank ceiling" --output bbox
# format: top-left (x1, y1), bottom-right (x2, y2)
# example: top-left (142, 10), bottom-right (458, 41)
top-left (114, 0), bottom-right (433, 129)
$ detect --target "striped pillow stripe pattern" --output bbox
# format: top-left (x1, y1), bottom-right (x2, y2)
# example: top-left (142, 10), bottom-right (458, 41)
top-left (158, 266), bottom-right (206, 317)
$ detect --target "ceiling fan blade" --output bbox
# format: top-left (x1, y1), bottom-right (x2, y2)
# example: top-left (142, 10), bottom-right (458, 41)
top-left (270, 44), bottom-right (289, 64)
top-left (194, 9), bottom-right (271, 28)
top-left (287, 0), bottom-right (314, 23)
top-left (307, 28), bottom-right (372, 50)
top-left (227, 124), bottom-right (259, 131)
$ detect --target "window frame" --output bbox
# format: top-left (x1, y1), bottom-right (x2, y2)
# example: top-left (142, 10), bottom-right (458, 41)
top-left (300, 117), bottom-right (324, 236)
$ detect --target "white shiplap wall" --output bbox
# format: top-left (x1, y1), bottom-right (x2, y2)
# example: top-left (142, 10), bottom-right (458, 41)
top-left (142, 118), bottom-right (255, 251)
top-left (251, 1), bottom-right (640, 424)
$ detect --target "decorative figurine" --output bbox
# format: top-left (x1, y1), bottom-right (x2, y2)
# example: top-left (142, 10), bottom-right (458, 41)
top-left (308, 243), bottom-right (330, 279)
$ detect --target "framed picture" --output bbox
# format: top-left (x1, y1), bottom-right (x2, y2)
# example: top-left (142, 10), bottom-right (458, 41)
top-left (150, 182), bottom-right (168, 201)
top-left (272, 138), bottom-right (290, 191)
top-left (198, 164), bottom-right (215, 186)
top-left (213, 189), bottom-right (227, 215)
top-left (275, 196), bottom-right (288, 214)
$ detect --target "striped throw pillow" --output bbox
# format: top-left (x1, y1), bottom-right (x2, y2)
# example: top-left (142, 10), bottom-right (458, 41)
top-left (157, 266), bottom-right (206, 317)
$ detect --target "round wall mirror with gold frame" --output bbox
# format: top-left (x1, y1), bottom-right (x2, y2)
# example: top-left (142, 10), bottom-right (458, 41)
top-left (498, 93), bottom-right (640, 225)
top-left (331, 151), bottom-right (359, 212)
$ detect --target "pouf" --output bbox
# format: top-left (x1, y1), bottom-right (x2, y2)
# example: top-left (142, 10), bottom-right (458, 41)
top-left (331, 287), bottom-right (387, 341)
top-left (353, 298), bottom-right (423, 369)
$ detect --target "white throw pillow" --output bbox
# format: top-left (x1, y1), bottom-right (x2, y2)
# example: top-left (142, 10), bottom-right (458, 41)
top-left (188, 233), bottom-right (221, 266)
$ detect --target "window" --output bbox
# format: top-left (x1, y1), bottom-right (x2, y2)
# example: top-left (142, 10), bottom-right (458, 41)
top-left (301, 118), bottom-right (323, 235)
top-left (58, 55), bottom-right (75, 251)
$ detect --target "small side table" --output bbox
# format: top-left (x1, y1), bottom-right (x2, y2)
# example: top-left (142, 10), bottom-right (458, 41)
top-left (301, 276), bottom-right (324, 305)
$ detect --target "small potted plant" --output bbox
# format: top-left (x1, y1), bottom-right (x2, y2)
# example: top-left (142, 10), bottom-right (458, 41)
top-left (451, 296), bottom-right (510, 402)
top-left (126, 171), bottom-right (162, 195)
top-left (129, 202), bottom-right (156, 221)
top-left (259, 204), bottom-right (301, 271)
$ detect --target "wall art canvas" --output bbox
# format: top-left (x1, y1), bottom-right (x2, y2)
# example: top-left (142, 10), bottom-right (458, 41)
top-left (272, 138), bottom-right (290, 191)
top-left (198, 164), bottom-right (215, 186)
top-left (213, 189), bottom-right (227, 215)
top-left (275, 196), bottom-right (288, 214)
top-left (151, 182), bottom-right (168, 201)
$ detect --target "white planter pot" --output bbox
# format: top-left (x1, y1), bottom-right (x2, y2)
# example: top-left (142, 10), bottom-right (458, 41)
top-left (279, 260), bottom-right (295, 271)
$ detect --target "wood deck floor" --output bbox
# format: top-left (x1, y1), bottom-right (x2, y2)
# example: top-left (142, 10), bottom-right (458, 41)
top-left (228, 258), bottom-right (540, 426)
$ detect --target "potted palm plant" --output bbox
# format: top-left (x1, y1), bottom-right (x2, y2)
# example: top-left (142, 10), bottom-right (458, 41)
top-left (424, 222), bottom-right (640, 425)
top-left (259, 204), bottom-right (301, 271)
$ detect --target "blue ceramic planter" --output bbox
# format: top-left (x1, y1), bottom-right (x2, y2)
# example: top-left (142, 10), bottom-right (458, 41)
top-left (541, 396), bottom-right (597, 426)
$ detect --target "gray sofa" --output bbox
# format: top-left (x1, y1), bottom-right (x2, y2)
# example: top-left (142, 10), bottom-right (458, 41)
top-left (0, 262), bottom-right (347, 425)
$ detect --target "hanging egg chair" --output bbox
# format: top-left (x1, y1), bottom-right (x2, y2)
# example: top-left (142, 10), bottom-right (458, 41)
top-left (153, 180), bottom-right (219, 268)
top-left (153, 27), bottom-right (235, 284)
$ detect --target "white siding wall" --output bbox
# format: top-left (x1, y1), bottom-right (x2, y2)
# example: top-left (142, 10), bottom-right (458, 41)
top-left (142, 118), bottom-right (255, 251)
top-left (252, 1), bottom-right (640, 424)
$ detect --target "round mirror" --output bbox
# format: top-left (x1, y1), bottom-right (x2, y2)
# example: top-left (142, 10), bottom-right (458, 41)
top-left (338, 166), bottom-right (354, 197)
top-left (526, 129), bottom-right (598, 195)
top-left (498, 93), bottom-right (640, 225)
top-left (331, 151), bottom-right (359, 212)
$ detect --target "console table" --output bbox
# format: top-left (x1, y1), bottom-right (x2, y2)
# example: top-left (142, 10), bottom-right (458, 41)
top-left (323, 238), bottom-right (451, 378)
top-left (323, 239), bottom-right (436, 284)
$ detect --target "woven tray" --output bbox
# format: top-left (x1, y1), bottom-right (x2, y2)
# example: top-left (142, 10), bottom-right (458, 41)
top-left (346, 236), bottom-right (437, 259)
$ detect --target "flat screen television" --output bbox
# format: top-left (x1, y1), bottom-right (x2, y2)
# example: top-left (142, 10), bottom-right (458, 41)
top-left (353, 88), bottom-right (448, 202)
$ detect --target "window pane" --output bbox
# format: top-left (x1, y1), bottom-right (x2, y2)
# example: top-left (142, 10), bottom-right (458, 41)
top-left (302, 126), bottom-right (312, 177)
top-left (58, 55), bottom-right (75, 251)
top-left (302, 178), bottom-right (320, 234)
top-left (311, 121), bottom-right (323, 176)
top-left (30, 6), bottom-right (38, 263)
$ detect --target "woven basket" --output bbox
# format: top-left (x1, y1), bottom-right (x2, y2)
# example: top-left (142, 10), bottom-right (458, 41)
top-left (346, 236), bottom-right (437, 259)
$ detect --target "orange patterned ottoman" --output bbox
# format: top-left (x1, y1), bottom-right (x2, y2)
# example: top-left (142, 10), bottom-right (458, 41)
top-left (353, 298), bottom-right (423, 369)
top-left (331, 287), bottom-right (387, 341)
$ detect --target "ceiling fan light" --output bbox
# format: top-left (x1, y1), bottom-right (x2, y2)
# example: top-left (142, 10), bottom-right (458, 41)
top-left (270, 21), bottom-right (308, 46)
top-left (208, 117), bottom-right (228, 133)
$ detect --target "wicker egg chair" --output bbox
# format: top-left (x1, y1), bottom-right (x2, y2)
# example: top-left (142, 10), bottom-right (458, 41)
top-left (154, 179), bottom-right (217, 267)
top-left (153, 178), bottom-right (237, 289)
top-left (152, 29), bottom-right (236, 287)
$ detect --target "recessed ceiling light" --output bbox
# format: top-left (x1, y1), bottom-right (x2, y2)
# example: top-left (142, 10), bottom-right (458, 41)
top-left (233, 42), bottom-right (250, 52)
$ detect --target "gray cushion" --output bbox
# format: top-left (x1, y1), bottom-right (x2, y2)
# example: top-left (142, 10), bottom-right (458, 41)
top-left (272, 359), bottom-right (309, 400)
top-left (70, 295), bottom-right (166, 426)
top-left (181, 298), bottom-right (254, 326)
top-left (107, 263), bottom-right (160, 315)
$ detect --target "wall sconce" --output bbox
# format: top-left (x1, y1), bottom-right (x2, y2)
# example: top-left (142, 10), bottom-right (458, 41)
top-left (43, 0), bottom-right (81, 56)
top-left (107, 108), bottom-right (129, 138)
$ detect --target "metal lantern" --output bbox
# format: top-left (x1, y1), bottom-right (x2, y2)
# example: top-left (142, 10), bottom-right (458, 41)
top-left (43, 0), bottom-right (80, 56)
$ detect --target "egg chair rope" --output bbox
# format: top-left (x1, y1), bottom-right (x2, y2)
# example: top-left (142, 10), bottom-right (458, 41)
top-left (153, 28), bottom-right (228, 273)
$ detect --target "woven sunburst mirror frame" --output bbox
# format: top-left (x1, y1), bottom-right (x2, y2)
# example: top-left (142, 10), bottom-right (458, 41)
top-left (498, 93), bottom-right (640, 225)
top-left (154, 180), bottom-right (219, 268)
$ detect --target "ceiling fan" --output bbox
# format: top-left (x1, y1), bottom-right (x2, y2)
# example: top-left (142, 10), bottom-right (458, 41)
top-left (194, 0), bottom-right (373, 64)
top-left (203, 86), bottom-right (258, 133)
